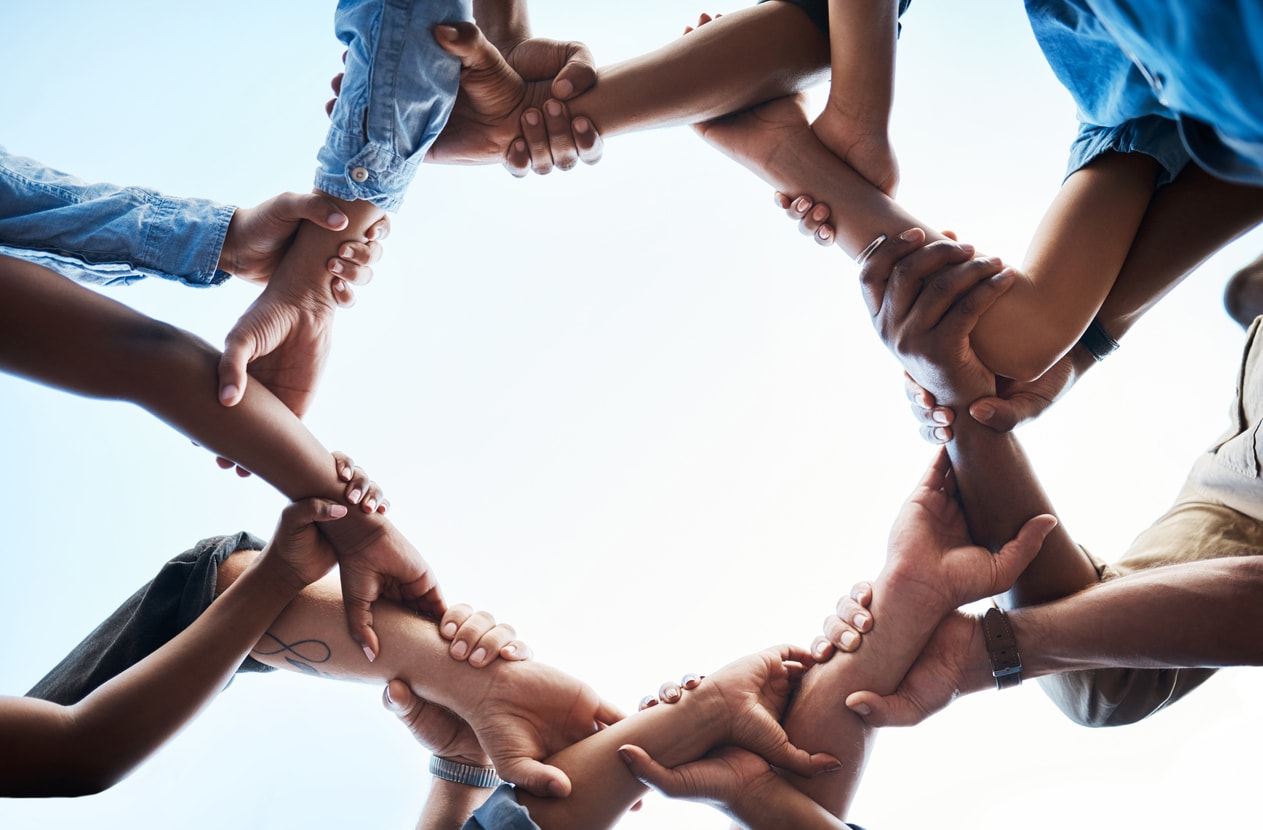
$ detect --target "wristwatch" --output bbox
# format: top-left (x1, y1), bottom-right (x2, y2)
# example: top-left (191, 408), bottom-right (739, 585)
top-left (429, 756), bottom-right (503, 788)
top-left (982, 607), bottom-right (1023, 690)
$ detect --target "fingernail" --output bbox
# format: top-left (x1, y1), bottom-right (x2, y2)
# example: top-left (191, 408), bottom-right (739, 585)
top-left (340, 245), bottom-right (355, 258)
top-left (574, 116), bottom-right (591, 133)
top-left (348, 489), bottom-right (362, 504)
top-left (329, 212), bottom-right (347, 227)
top-left (503, 643), bottom-right (517, 656)
top-left (365, 498), bottom-right (377, 512)
top-left (441, 621), bottom-right (458, 637)
top-left (958, 243), bottom-right (976, 256)
top-left (545, 99), bottom-right (562, 117)
top-left (854, 614), bottom-right (869, 629)
top-left (823, 760), bottom-right (844, 773)
top-left (617, 747), bottom-right (635, 765)
top-left (329, 259), bottom-right (344, 274)
top-left (639, 695), bottom-right (657, 709)
top-left (329, 504), bottom-right (348, 518)
top-left (548, 780), bottom-right (568, 798)
top-left (436, 24), bottom-right (458, 41)
top-left (840, 631), bottom-right (858, 649)
top-left (452, 641), bottom-right (469, 659)
top-left (470, 647), bottom-right (487, 664)
top-left (793, 197), bottom-right (809, 213)
top-left (219, 384), bottom-right (239, 404)
top-left (384, 684), bottom-right (397, 706)
top-left (819, 227), bottom-right (833, 242)
top-left (813, 640), bottom-right (829, 658)
top-left (850, 702), bottom-right (871, 717)
top-left (554, 79), bottom-right (574, 99)
top-left (340, 465), bottom-right (352, 480)
top-left (662, 687), bottom-right (680, 703)
top-left (972, 402), bottom-right (994, 420)
top-left (932, 411), bottom-right (950, 425)
top-left (524, 110), bottom-right (540, 126)
top-left (363, 645), bottom-right (377, 663)
top-left (899, 228), bottom-right (922, 242)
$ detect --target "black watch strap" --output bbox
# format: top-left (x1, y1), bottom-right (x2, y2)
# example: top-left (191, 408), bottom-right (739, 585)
top-left (982, 607), bottom-right (1022, 690)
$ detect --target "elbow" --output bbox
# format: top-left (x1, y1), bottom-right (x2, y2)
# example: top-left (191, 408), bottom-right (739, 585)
top-left (973, 336), bottom-right (1066, 385)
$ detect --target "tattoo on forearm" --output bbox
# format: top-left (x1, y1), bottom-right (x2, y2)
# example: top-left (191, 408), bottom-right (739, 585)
top-left (253, 632), bottom-right (333, 676)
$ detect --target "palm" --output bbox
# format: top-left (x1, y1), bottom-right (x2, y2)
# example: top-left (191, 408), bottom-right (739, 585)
top-left (225, 287), bottom-right (333, 419)
top-left (402, 697), bottom-right (486, 765)
top-left (426, 52), bottom-right (552, 165)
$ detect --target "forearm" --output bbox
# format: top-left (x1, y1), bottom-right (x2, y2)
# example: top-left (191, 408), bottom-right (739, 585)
top-left (266, 193), bottom-right (383, 304)
top-left (1, 559), bottom-right (297, 796)
top-left (1096, 166), bottom-right (1263, 340)
top-left (473, 0), bottom-right (530, 45)
top-left (946, 416), bottom-right (1097, 608)
top-left (1016, 556), bottom-right (1263, 677)
top-left (416, 781), bottom-right (485, 830)
top-left (515, 693), bottom-right (727, 829)
top-left (568, 4), bottom-right (828, 139)
top-left (825, 0), bottom-right (897, 129)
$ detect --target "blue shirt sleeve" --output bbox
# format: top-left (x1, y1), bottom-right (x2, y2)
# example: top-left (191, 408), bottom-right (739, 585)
top-left (314, 0), bottom-right (472, 211)
top-left (0, 146), bottom-right (235, 288)
top-left (461, 785), bottom-right (540, 830)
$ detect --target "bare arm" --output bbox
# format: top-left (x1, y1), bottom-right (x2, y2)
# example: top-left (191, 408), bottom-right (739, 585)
top-left (0, 255), bottom-right (443, 655)
top-left (0, 501), bottom-right (339, 796)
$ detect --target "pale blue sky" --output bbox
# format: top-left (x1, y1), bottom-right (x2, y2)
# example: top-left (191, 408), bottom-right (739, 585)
top-left (1, 2), bottom-right (1260, 828)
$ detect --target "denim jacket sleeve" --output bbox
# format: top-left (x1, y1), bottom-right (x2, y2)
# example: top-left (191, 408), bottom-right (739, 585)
top-left (0, 146), bottom-right (235, 288)
top-left (314, 0), bottom-right (472, 211)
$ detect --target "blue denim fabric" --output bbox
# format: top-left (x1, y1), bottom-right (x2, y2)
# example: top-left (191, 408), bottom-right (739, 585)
top-left (461, 785), bottom-right (539, 830)
top-left (1066, 115), bottom-right (1189, 185)
top-left (315, 0), bottom-right (472, 211)
top-left (1027, 0), bottom-right (1263, 185)
top-left (0, 146), bottom-right (234, 287)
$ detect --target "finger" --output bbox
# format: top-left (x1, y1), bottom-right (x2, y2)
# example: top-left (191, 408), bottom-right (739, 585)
top-left (968, 395), bottom-right (1030, 433)
top-left (822, 615), bottom-right (862, 653)
top-left (338, 463), bottom-right (371, 507)
top-left (771, 642), bottom-right (820, 670)
top-left (680, 672), bottom-right (701, 691)
top-left (927, 264), bottom-right (1015, 341)
top-left (284, 191), bottom-right (349, 232)
top-left (439, 603), bottom-right (475, 641)
top-left (341, 570), bottom-right (383, 662)
top-left (366, 214), bottom-right (390, 242)
top-left (617, 745), bottom-right (695, 798)
top-left (638, 695), bottom-right (658, 711)
top-left (433, 22), bottom-right (501, 69)
top-left (657, 680), bottom-right (683, 704)
top-left (332, 278), bottom-right (357, 308)
top-left (903, 371), bottom-right (939, 413)
top-left (845, 690), bottom-right (925, 728)
top-left (520, 108), bottom-right (554, 175)
top-left (382, 678), bottom-right (418, 716)
top-left (215, 456), bottom-right (237, 470)
top-left (504, 138), bottom-right (531, 178)
top-left (360, 478), bottom-right (386, 514)
top-left (572, 116), bottom-right (603, 166)
top-left (786, 194), bottom-right (813, 225)
top-left (858, 228), bottom-right (968, 319)
top-left (595, 697), bottom-right (628, 726)
top-left (772, 190), bottom-right (793, 210)
top-left (551, 45), bottom-right (597, 100)
top-left (331, 450), bottom-right (355, 482)
top-left (279, 496), bottom-right (350, 533)
top-left (811, 635), bottom-right (836, 662)
top-left (991, 513), bottom-right (1059, 593)
top-left (885, 241), bottom-right (990, 329)
top-left (450, 609), bottom-right (498, 663)
top-left (500, 638), bottom-right (532, 661)
top-left (501, 758), bottom-right (572, 798)
top-left (542, 99), bottom-right (579, 171)
top-left (218, 333), bottom-right (254, 406)
top-left (469, 624), bottom-right (520, 667)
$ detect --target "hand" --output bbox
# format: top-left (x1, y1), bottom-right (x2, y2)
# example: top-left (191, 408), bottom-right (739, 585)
top-left (619, 744), bottom-right (781, 817)
top-left (812, 106), bottom-right (899, 197)
top-left (438, 604), bottom-right (533, 667)
top-left (330, 450), bottom-right (389, 514)
top-left (695, 645), bottom-right (842, 778)
top-left (459, 659), bottom-right (624, 797)
top-left (810, 581), bottom-right (873, 662)
top-left (319, 516), bottom-right (446, 661)
top-left (221, 192), bottom-right (388, 305)
top-left (772, 191), bottom-right (836, 246)
top-left (903, 349), bottom-right (1086, 442)
top-left (857, 227), bottom-right (1012, 406)
top-left (427, 23), bottom-right (593, 172)
top-left (882, 448), bottom-right (1058, 615)
top-left (844, 610), bottom-right (984, 727)
top-left (258, 497), bottom-right (346, 590)
top-left (693, 93), bottom-right (814, 173)
top-left (383, 679), bottom-right (489, 766)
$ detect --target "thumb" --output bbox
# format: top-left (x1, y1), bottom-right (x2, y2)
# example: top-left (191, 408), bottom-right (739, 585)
top-left (284, 191), bottom-right (349, 232)
top-left (969, 396), bottom-right (1027, 432)
top-left (845, 690), bottom-right (925, 728)
top-left (340, 568), bottom-right (382, 662)
top-left (992, 513), bottom-right (1059, 591)
top-left (382, 679), bottom-right (418, 717)
top-left (218, 330), bottom-right (256, 406)
top-left (500, 758), bottom-right (572, 799)
top-left (617, 745), bottom-right (684, 796)
top-left (434, 21), bottom-right (502, 72)
top-left (550, 46), bottom-right (597, 100)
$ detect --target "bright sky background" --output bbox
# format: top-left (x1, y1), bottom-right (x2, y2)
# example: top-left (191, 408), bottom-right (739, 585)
top-left (2, 2), bottom-right (1261, 828)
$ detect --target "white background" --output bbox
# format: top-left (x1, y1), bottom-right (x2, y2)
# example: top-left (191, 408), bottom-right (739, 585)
top-left (1, 2), bottom-right (1260, 828)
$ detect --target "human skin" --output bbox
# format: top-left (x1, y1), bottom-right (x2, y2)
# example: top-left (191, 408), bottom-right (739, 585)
top-left (0, 499), bottom-right (343, 797)
top-left (0, 255), bottom-right (443, 659)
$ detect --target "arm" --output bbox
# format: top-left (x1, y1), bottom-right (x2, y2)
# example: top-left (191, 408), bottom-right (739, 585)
top-left (0, 500), bottom-right (341, 796)
top-left (0, 255), bottom-right (442, 657)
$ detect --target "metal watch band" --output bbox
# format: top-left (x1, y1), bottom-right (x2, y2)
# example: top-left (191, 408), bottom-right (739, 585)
top-left (429, 756), bottom-right (503, 788)
top-left (982, 607), bottom-right (1022, 690)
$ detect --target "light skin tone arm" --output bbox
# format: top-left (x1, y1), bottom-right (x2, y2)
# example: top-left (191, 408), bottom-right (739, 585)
top-left (0, 499), bottom-right (342, 797)
top-left (0, 255), bottom-right (443, 658)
